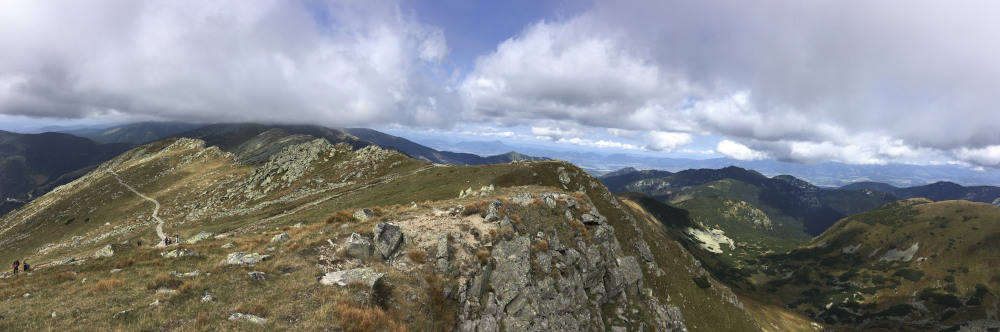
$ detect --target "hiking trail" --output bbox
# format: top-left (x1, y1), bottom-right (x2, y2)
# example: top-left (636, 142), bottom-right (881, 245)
top-left (110, 170), bottom-right (168, 247)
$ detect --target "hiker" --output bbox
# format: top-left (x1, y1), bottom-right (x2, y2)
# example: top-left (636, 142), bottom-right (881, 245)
top-left (137, 240), bottom-right (142, 247)
top-left (175, 232), bottom-right (180, 245)
top-left (22, 261), bottom-right (29, 272)
top-left (165, 237), bottom-right (171, 245)
top-left (12, 260), bottom-right (19, 274)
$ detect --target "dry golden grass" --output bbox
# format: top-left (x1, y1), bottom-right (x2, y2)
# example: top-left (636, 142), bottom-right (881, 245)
top-left (532, 239), bottom-right (549, 252)
top-left (326, 210), bottom-right (354, 224)
top-left (237, 301), bottom-right (268, 317)
top-left (462, 200), bottom-right (490, 216)
top-left (333, 299), bottom-right (407, 332)
top-left (113, 258), bottom-right (136, 269)
top-left (95, 278), bottom-right (124, 293)
top-left (476, 250), bottom-right (490, 265)
top-left (406, 249), bottom-right (427, 263)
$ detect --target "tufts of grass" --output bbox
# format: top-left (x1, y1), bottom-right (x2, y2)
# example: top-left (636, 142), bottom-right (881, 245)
top-left (406, 249), bottom-right (427, 263)
top-left (326, 210), bottom-right (355, 224)
top-left (462, 200), bottom-right (490, 216)
top-left (333, 299), bottom-right (407, 332)
top-left (113, 258), bottom-right (136, 269)
top-left (532, 239), bottom-right (549, 252)
top-left (237, 301), bottom-right (268, 317)
top-left (476, 250), bottom-right (490, 265)
top-left (94, 278), bottom-right (125, 293)
top-left (147, 275), bottom-right (184, 290)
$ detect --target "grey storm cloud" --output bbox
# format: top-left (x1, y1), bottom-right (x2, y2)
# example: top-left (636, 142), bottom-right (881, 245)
top-left (461, 0), bottom-right (1000, 166)
top-left (0, 0), bottom-right (456, 127)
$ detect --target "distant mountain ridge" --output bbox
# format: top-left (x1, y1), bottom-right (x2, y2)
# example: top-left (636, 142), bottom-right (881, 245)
top-left (841, 181), bottom-right (1000, 205)
top-left (345, 128), bottom-right (549, 165)
top-left (0, 130), bottom-right (132, 215)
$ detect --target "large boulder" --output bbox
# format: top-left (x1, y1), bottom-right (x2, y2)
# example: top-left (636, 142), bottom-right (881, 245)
top-left (373, 223), bottom-right (403, 259)
top-left (320, 267), bottom-right (385, 289)
top-left (345, 233), bottom-right (372, 259)
top-left (161, 249), bottom-right (197, 258)
top-left (186, 231), bottom-right (215, 244)
top-left (617, 256), bottom-right (643, 296)
top-left (225, 252), bottom-right (271, 265)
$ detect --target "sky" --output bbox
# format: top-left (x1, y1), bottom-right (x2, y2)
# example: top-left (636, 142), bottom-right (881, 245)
top-left (1, 0), bottom-right (999, 168)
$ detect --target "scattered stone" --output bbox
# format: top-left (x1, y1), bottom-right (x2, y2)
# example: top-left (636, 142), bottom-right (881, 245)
top-left (345, 233), bottom-right (372, 259)
top-left (320, 268), bottom-right (385, 289)
top-left (149, 299), bottom-right (161, 308)
top-left (156, 289), bottom-right (176, 294)
top-left (373, 223), bottom-right (403, 259)
top-left (186, 231), bottom-right (215, 244)
top-left (161, 249), bottom-right (197, 258)
top-left (485, 200), bottom-right (504, 222)
top-left (511, 193), bottom-right (534, 206)
top-left (112, 309), bottom-right (132, 319)
top-left (229, 313), bottom-right (267, 325)
top-left (110, 269), bottom-right (123, 274)
top-left (266, 247), bottom-right (276, 252)
top-left (201, 293), bottom-right (216, 302)
top-left (22, 293), bottom-right (30, 298)
top-left (248, 271), bottom-right (270, 282)
top-left (354, 209), bottom-right (375, 221)
top-left (81, 278), bottom-right (87, 283)
top-left (541, 193), bottom-right (558, 208)
top-left (270, 232), bottom-right (290, 242)
top-left (222, 243), bottom-right (235, 249)
top-left (169, 270), bottom-right (201, 278)
top-left (225, 252), bottom-right (271, 266)
top-left (57, 257), bottom-right (78, 265)
top-left (94, 244), bottom-right (116, 258)
top-left (293, 222), bottom-right (305, 228)
top-left (635, 240), bottom-right (655, 262)
top-left (51, 312), bottom-right (57, 318)
top-left (580, 213), bottom-right (601, 225)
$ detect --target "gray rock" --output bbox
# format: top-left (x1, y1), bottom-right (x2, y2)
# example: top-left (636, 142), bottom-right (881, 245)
top-left (373, 223), bottom-right (403, 259)
top-left (169, 270), bottom-right (201, 278)
top-left (201, 293), bottom-right (216, 302)
top-left (229, 313), bottom-right (267, 325)
top-left (436, 235), bottom-right (451, 272)
top-left (484, 200), bottom-right (504, 222)
top-left (320, 267), bottom-right (385, 289)
top-left (345, 233), bottom-right (372, 259)
top-left (270, 232), bottom-right (290, 242)
top-left (94, 244), bottom-right (116, 258)
top-left (469, 264), bottom-right (494, 301)
top-left (618, 256), bottom-right (643, 296)
top-left (109, 269), bottom-right (122, 274)
top-left (541, 193), bottom-right (558, 208)
top-left (186, 231), bottom-right (215, 244)
top-left (22, 293), bottom-right (30, 298)
top-left (221, 243), bottom-right (235, 249)
top-left (354, 209), bottom-right (375, 221)
top-left (580, 213), bottom-right (600, 225)
top-left (478, 315), bottom-right (498, 332)
top-left (511, 193), bottom-right (534, 206)
top-left (292, 222), bottom-right (305, 228)
top-left (248, 271), bottom-right (270, 282)
top-left (161, 249), bottom-right (197, 258)
top-left (537, 251), bottom-right (552, 274)
top-left (489, 236), bottom-right (530, 309)
top-left (225, 252), bottom-right (271, 265)
top-left (635, 240), bottom-right (655, 262)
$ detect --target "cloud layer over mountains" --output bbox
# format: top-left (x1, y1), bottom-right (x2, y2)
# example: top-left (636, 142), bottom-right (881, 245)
top-left (2, 0), bottom-right (999, 167)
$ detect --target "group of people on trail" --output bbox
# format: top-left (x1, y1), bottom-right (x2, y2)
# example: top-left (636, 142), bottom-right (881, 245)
top-left (12, 260), bottom-right (29, 274)
top-left (162, 233), bottom-right (180, 246)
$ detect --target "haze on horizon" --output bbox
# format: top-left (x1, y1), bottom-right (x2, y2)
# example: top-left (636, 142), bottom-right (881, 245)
top-left (1, 0), bottom-right (999, 169)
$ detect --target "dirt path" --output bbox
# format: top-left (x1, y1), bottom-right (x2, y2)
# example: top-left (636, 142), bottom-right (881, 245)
top-left (110, 170), bottom-right (168, 247)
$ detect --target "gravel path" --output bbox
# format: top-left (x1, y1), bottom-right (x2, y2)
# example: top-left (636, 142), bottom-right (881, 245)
top-left (110, 170), bottom-right (168, 247)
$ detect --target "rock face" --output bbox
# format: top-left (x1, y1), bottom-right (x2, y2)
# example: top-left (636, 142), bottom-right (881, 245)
top-left (345, 233), bottom-right (372, 259)
top-left (186, 231), bottom-right (215, 244)
top-left (373, 223), bottom-right (403, 259)
top-left (270, 232), bottom-right (290, 242)
top-left (161, 249), bottom-right (197, 258)
top-left (320, 268), bottom-right (385, 289)
top-left (225, 252), bottom-right (271, 265)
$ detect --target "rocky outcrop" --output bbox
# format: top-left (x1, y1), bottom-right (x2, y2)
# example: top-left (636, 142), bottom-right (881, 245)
top-left (320, 267), bottom-right (385, 289)
top-left (94, 244), bottom-right (117, 258)
top-left (374, 223), bottom-right (402, 259)
top-left (225, 252), bottom-right (270, 265)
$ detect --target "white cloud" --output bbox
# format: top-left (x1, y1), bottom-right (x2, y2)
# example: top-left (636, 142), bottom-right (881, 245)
top-left (956, 146), bottom-right (1000, 167)
top-left (0, 0), bottom-right (456, 127)
top-left (644, 131), bottom-right (692, 152)
top-left (716, 140), bottom-right (765, 161)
